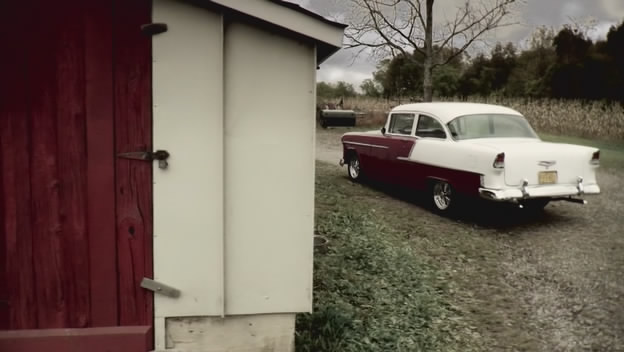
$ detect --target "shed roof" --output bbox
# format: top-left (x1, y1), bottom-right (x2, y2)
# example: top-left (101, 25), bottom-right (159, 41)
top-left (269, 0), bottom-right (347, 29)
top-left (204, 0), bottom-right (346, 64)
top-left (392, 102), bottom-right (524, 124)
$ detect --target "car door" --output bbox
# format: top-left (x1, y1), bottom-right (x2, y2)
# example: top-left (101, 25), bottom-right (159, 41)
top-left (375, 113), bottom-right (416, 184)
top-left (407, 114), bottom-right (450, 189)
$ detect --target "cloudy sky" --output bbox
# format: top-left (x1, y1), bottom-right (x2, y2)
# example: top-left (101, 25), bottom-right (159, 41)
top-left (290, 0), bottom-right (624, 88)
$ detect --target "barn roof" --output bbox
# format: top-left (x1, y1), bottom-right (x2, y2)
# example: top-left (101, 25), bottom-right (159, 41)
top-left (202, 0), bottom-right (346, 64)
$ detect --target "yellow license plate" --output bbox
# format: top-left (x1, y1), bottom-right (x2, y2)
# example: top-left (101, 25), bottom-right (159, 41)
top-left (538, 171), bottom-right (558, 184)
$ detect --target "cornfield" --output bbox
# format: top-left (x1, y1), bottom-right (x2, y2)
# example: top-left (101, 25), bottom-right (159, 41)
top-left (327, 97), bottom-right (624, 141)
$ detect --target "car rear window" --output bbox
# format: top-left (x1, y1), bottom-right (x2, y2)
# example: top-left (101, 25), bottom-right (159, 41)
top-left (448, 114), bottom-right (538, 140)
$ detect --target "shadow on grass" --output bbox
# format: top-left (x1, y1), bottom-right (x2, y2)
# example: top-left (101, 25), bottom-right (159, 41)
top-left (351, 175), bottom-right (572, 231)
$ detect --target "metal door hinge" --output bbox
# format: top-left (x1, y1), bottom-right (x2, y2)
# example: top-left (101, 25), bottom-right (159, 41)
top-left (140, 278), bottom-right (180, 298)
top-left (141, 23), bottom-right (168, 36)
top-left (118, 150), bottom-right (170, 169)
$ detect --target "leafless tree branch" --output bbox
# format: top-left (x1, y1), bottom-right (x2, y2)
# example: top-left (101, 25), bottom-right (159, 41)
top-left (344, 0), bottom-right (519, 100)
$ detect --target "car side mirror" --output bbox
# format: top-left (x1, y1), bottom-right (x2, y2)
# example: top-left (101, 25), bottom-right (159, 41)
top-left (381, 127), bottom-right (386, 135)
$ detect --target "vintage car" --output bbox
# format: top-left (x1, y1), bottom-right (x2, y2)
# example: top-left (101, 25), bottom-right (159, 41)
top-left (339, 102), bottom-right (600, 212)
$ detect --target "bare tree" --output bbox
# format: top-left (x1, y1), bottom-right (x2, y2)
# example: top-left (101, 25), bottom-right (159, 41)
top-left (345, 0), bottom-right (518, 101)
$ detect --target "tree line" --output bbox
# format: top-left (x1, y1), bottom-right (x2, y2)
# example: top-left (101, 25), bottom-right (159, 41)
top-left (318, 21), bottom-right (624, 103)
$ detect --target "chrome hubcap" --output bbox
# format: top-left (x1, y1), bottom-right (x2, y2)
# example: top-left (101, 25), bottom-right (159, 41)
top-left (433, 182), bottom-right (452, 210)
top-left (349, 158), bottom-right (360, 178)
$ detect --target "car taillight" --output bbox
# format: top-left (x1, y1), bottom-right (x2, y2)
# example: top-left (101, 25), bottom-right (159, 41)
top-left (493, 152), bottom-right (505, 169)
top-left (591, 150), bottom-right (600, 165)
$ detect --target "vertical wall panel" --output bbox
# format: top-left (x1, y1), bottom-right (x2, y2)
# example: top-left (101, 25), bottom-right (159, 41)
top-left (114, 0), bottom-right (153, 327)
top-left (85, 0), bottom-right (118, 327)
top-left (1, 93), bottom-right (37, 330)
top-left (224, 22), bottom-right (316, 314)
top-left (29, 2), bottom-right (68, 329)
top-left (0, 3), bottom-right (38, 325)
top-left (1, 1), bottom-right (39, 329)
top-left (55, 0), bottom-right (90, 328)
top-left (152, 1), bottom-right (224, 347)
top-left (0, 126), bottom-right (5, 330)
top-left (0, 1), bottom-right (12, 330)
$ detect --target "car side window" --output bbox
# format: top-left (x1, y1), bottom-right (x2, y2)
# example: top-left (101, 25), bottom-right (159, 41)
top-left (388, 113), bottom-right (415, 135)
top-left (416, 115), bottom-right (446, 139)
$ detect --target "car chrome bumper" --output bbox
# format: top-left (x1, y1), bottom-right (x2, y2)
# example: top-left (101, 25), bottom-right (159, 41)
top-left (479, 184), bottom-right (600, 202)
top-left (339, 158), bottom-right (345, 166)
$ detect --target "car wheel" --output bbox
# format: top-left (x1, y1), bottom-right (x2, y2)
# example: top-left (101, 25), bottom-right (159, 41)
top-left (347, 154), bottom-right (362, 181)
top-left (431, 180), bottom-right (454, 212)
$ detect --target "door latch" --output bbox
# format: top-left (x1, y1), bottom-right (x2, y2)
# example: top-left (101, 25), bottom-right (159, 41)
top-left (140, 278), bottom-right (180, 298)
top-left (117, 150), bottom-right (170, 169)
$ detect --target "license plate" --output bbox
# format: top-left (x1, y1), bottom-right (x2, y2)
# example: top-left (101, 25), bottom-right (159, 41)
top-left (538, 171), bottom-right (558, 184)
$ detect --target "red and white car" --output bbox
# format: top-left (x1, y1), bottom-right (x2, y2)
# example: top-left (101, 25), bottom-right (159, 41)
top-left (339, 102), bottom-right (601, 212)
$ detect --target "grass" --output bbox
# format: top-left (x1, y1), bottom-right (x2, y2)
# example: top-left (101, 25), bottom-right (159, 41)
top-left (304, 116), bottom-right (624, 350)
top-left (540, 133), bottom-right (624, 171)
top-left (296, 163), bottom-right (487, 352)
top-left (300, 139), bottom-right (624, 351)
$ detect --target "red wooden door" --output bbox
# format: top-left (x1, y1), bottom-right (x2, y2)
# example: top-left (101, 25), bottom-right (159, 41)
top-left (0, 0), bottom-right (153, 351)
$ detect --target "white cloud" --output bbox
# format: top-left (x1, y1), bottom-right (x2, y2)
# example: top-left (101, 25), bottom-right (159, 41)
top-left (588, 21), bottom-right (618, 41)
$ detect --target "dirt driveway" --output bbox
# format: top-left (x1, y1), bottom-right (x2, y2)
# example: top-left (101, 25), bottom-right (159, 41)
top-left (315, 127), bottom-right (624, 351)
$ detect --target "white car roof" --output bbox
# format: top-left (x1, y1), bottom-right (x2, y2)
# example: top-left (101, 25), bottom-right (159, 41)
top-left (391, 102), bottom-right (523, 124)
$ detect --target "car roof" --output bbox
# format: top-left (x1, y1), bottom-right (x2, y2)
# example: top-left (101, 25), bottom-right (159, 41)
top-left (391, 102), bottom-right (523, 124)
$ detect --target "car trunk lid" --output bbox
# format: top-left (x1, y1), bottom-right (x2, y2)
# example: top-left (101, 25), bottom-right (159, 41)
top-left (463, 138), bottom-right (594, 186)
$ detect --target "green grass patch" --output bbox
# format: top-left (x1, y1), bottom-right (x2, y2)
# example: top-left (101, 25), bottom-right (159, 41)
top-left (540, 133), bottom-right (624, 170)
top-left (296, 163), bottom-right (476, 352)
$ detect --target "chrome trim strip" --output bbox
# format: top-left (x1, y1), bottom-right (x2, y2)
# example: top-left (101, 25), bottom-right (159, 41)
top-left (343, 141), bottom-right (389, 149)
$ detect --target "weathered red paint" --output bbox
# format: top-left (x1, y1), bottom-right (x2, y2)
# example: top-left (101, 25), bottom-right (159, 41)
top-left (113, 0), bottom-right (154, 330)
top-left (0, 0), bottom-right (153, 349)
top-left (0, 326), bottom-right (152, 352)
top-left (0, 0), bottom-right (37, 330)
top-left (0, 128), bottom-right (5, 330)
top-left (29, 0), bottom-right (69, 328)
top-left (55, 0), bottom-right (90, 328)
top-left (85, 0), bottom-right (118, 327)
top-left (342, 134), bottom-right (481, 195)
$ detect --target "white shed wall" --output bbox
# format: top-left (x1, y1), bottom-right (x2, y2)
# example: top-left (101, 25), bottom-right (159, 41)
top-left (223, 22), bottom-right (316, 315)
top-left (152, 0), bottom-right (324, 349)
top-left (152, 0), bottom-right (224, 348)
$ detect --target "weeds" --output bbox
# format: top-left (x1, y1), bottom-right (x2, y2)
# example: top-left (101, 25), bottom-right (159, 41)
top-left (296, 163), bottom-right (477, 352)
top-left (329, 97), bottom-right (624, 141)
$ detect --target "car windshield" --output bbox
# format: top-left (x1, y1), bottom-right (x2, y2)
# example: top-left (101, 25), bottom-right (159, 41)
top-left (447, 114), bottom-right (538, 140)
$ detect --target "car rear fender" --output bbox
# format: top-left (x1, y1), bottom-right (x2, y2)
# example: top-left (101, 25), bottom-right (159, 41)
top-left (426, 176), bottom-right (451, 188)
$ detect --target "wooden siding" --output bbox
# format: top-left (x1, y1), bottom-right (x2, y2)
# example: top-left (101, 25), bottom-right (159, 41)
top-left (84, 0), bottom-right (117, 327)
top-left (114, 0), bottom-right (153, 328)
top-left (0, 0), bottom-right (152, 339)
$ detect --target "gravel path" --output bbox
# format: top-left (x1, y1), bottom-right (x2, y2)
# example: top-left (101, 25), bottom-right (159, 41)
top-left (315, 127), bottom-right (624, 351)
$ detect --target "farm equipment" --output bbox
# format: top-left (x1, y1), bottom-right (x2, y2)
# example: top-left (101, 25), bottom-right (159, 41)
top-left (319, 109), bottom-right (357, 128)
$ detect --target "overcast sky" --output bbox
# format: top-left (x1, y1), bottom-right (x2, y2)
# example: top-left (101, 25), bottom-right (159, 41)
top-left (290, 0), bottom-right (624, 88)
